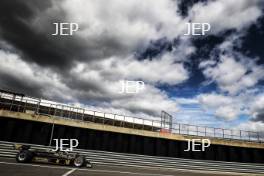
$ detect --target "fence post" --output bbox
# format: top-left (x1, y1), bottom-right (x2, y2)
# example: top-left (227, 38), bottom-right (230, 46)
top-left (213, 128), bottom-right (216, 137)
top-left (82, 109), bottom-right (84, 121)
top-left (54, 105), bottom-right (57, 117)
top-left (18, 96), bottom-right (22, 112)
top-left (123, 116), bottom-right (125, 127)
top-left (68, 107), bottom-right (71, 118)
top-left (10, 94), bottom-right (14, 111)
top-left (75, 108), bottom-right (78, 119)
top-left (47, 104), bottom-right (51, 115)
top-left (113, 114), bottom-right (115, 126)
top-left (24, 100), bottom-right (27, 113)
top-left (93, 111), bottom-right (95, 122)
top-left (35, 99), bottom-right (40, 114)
top-left (60, 105), bottom-right (64, 117)
top-left (103, 113), bottom-right (105, 125)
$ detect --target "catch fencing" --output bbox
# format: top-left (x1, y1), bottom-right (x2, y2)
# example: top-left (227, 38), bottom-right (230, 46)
top-left (0, 90), bottom-right (263, 143)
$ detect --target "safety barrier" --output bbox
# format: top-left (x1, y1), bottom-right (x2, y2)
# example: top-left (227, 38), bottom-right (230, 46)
top-left (0, 141), bottom-right (264, 174)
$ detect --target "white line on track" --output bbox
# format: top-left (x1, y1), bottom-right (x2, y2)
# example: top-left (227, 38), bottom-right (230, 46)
top-left (0, 161), bottom-right (70, 169)
top-left (62, 168), bottom-right (76, 176)
top-left (0, 161), bottom-right (174, 176)
top-left (0, 160), bottom-right (260, 176)
top-left (77, 169), bottom-right (175, 176)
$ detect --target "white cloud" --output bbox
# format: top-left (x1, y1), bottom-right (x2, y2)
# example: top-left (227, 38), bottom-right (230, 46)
top-left (198, 93), bottom-right (233, 107)
top-left (70, 53), bottom-right (182, 116)
top-left (62, 0), bottom-right (186, 41)
top-left (197, 90), bottom-right (264, 122)
top-left (201, 54), bottom-right (264, 95)
top-left (250, 94), bottom-right (264, 121)
top-left (0, 50), bottom-right (74, 101)
top-left (237, 121), bottom-right (264, 132)
top-left (189, 0), bottom-right (263, 34)
top-left (198, 93), bottom-right (241, 121)
top-left (116, 53), bottom-right (189, 85)
top-left (111, 85), bottom-right (179, 116)
top-left (215, 106), bottom-right (239, 121)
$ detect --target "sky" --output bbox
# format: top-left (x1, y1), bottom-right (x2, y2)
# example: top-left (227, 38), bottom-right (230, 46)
top-left (0, 0), bottom-right (264, 131)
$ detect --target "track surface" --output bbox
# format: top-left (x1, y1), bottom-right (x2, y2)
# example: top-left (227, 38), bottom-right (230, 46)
top-left (0, 157), bottom-right (261, 176)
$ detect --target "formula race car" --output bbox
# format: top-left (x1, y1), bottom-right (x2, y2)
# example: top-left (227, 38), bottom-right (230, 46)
top-left (14, 144), bottom-right (93, 168)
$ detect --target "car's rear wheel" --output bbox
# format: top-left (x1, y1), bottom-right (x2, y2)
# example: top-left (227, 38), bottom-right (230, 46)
top-left (73, 156), bottom-right (85, 167)
top-left (16, 150), bottom-right (33, 163)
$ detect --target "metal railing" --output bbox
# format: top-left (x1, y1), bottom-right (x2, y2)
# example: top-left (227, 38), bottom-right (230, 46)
top-left (0, 91), bottom-right (263, 143)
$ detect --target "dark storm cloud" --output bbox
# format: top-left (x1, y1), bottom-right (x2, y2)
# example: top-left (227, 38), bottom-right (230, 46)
top-left (0, 0), bottom-right (113, 72)
top-left (177, 0), bottom-right (209, 17)
top-left (0, 0), bottom-right (125, 105)
top-left (0, 72), bottom-right (43, 98)
top-left (0, 0), bottom-right (68, 70)
top-left (252, 111), bottom-right (264, 123)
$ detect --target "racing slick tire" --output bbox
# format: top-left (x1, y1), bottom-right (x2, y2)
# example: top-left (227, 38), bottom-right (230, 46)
top-left (16, 150), bottom-right (33, 163)
top-left (73, 156), bottom-right (85, 167)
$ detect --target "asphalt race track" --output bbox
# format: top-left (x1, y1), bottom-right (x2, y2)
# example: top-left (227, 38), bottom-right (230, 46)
top-left (0, 157), bottom-right (261, 176)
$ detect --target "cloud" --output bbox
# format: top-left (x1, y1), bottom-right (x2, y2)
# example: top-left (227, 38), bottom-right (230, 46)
top-left (188, 0), bottom-right (263, 34)
top-left (198, 93), bottom-right (241, 120)
top-left (0, 0), bottom-right (194, 117)
top-left (250, 94), bottom-right (264, 122)
top-left (0, 0), bottom-right (187, 72)
top-left (215, 106), bottom-right (240, 121)
top-left (0, 50), bottom-right (74, 101)
top-left (67, 52), bottom-right (184, 116)
top-left (237, 121), bottom-right (264, 132)
top-left (0, 0), bottom-right (263, 122)
top-left (101, 53), bottom-right (189, 85)
top-left (200, 54), bottom-right (264, 95)
top-left (197, 89), bottom-right (264, 122)
top-left (62, 0), bottom-right (186, 42)
top-left (235, 93), bottom-right (264, 133)
top-left (0, 49), bottom-right (180, 117)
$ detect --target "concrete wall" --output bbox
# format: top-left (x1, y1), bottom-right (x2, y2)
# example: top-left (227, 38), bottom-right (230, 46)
top-left (0, 113), bottom-right (264, 163)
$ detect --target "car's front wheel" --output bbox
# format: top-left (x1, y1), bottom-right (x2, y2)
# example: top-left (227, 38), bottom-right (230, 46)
top-left (16, 150), bottom-right (33, 163)
top-left (73, 156), bottom-right (85, 167)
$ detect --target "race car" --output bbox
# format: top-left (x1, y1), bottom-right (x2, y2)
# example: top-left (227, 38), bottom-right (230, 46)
top-left (14, 144), bottom-right (93, 168)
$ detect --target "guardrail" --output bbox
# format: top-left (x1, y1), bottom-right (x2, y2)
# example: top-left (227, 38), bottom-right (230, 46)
top-left (0, 90), bottom-right (263, 143)
top-left (0, 141), bottom-right (264, 174)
